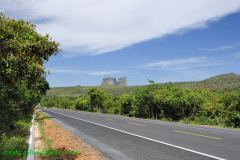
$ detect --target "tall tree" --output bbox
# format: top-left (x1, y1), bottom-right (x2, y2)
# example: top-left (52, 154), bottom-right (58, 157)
top-left (88, 88), bottom-right (107, 112)
top-left (0, 13), bottom-right (60, 132)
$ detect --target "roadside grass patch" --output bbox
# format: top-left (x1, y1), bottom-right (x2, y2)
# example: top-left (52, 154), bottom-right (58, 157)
top-left (0, 119), bottom-right (31, 160)
top-left (35, 111), bottom-right (79, 159)
top-left (35, 111), bottom-right (53, 150)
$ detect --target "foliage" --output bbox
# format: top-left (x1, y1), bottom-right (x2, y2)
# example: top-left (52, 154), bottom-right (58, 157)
top-left (221, 92), bottom-right (240, 127)
top-left (0, 13), bottom-right (59, 159)
top-left (75, 95), bottom-right (89, 111)
top-left (0, 134), bottom-right (28, 160)
top-left (88, 88), bottom-right (108, 112)
top-left (174, 73), bottom-right (240, 91)
top-left (41, 83), bottom-right (240, 128)
top-left (45, 73), bottom-right (240, 98)
top-left (118, 94), bottom-right (133, 116)
top-left (46, 85), bottom-right (140, 97)
top-left (0, 13), bottom-right (59, 132)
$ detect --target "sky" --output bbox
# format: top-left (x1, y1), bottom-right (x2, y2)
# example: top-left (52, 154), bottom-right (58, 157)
top-left (1, 0), bottom-right (240, 87)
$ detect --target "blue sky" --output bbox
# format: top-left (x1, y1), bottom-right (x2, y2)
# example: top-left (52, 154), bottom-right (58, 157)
top-left (45, 12), bottom-right (240, 86)
top-left (1, 1), bottom-right (240, 86)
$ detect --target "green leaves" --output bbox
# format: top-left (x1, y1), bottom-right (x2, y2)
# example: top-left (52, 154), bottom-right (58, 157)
top-left (41, 84), bottom-right (240, 128)
top-left (88, 88), bottom-right (108, 112)
top-left (0, 13), bottom-right (59, 132)
top-left (118, 94), bottom-right (132, 115)
top-left (0, 13), bottom-right (59, 60)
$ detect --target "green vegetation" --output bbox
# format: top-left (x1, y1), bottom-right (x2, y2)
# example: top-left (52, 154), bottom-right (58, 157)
top-left (35, 111), bottom-right (52, 150)
top-left (0, 13), bottom-right (59, 159)
top-left (46, 85), bottom-right (141, 97)
top-left (46, 73), bottom-right (240, 98)
top-left (34, 111), bottom-right (78, 159)
top-left (175, 73), bottom-right (240, 91)
top-left (41, 80), bottom-right (240, 128)
top-left (0, 121), bottom-right (30, 159)
top-left (42, 73), bottom-right (240, 128)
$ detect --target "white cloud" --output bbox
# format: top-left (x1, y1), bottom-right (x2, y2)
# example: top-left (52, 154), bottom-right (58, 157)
top-left (200, 45), bottom-right (234, 51)
top-left (1, 0), bottom-right (240, 55)
top-left (145, 57), bottom-right (207, 70)
top-left (144, 56), bottom-right (238, 71)
top-left (48, 68), bottom-right (82, 74)
top-left (87, 70), bottom-right (122, 76)
top-left (48, 68), bottom-right (122, 76)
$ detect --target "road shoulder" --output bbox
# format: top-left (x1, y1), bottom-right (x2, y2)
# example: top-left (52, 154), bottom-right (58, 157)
top-left (34, 110), bottom-right (104, 160)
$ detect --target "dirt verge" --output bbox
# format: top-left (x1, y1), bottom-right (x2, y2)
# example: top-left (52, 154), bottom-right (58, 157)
top-left (35, 111), bottom-right (104, 160)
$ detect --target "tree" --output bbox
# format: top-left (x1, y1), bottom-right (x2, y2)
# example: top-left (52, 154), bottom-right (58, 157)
top-left (0, 13), bottom-right (60, 132)
top-left (103, 96), bottom-right (118, 114)
top-left (75, 96), bottom-right (89, 111)
top-left (88, 88), bottom-right (107, 112)
top-left (153, 86), bottom-right (203, 121)
top-left (118, 94), bottom-right (132, 115)
top-left (183, 90), bottom-right (203, 121)
top-left (221, 92), bottom-right (240, 127)
top-left (133, 82), bottom-right (161, 119)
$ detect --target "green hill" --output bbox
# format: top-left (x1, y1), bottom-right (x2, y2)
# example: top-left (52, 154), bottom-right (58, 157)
top-left (175, 73), bottom-right (240, 91)
top-left (46, 86), bottom-right (142, 97)
top-left (46, 73), bottom-right (240, 97)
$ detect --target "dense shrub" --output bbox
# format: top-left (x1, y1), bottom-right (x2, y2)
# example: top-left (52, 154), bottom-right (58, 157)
top-left (0, 13), bottom-right (59, 159)
top-left (0, 134), bottom-right (28, 160)
top-left (41, 84), bottom-right (240, 128)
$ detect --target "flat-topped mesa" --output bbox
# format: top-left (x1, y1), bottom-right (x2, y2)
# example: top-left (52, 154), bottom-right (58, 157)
top-left (101, 77), bottom-right (127, 87)
top-left (117, 77), bottom-right (127, 86)
top-left (101, 77), bottom-right (117, 86)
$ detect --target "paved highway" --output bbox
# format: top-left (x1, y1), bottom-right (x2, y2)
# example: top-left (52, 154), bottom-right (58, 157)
top-left (42, 108), bottom-right (240, 160)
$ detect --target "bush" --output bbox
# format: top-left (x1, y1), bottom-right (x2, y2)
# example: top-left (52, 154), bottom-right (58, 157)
top-left (41, 84), bottom-right (240, 128)
top-left (12, 120), bottom-right (31, 136)
top-left (0, 134), bottom-right (28, 160)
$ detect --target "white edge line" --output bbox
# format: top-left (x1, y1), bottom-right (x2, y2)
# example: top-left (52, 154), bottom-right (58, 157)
top-left (56, 108), bottom-right (240, 135)
top-left (46, 109), bottom-right (226, 160)
top-left (27, 114), bottom-right (35, 160)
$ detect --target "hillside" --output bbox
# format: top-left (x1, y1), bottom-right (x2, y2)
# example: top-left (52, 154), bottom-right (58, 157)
top-left (46, 73), bottom-right (240, 97)
top-left (175, 73), bottom-right (240, 91)
top-left (46, 86), bottom-right (142, 97)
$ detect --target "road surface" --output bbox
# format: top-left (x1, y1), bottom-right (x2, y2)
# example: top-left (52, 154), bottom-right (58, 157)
top-left (42, 108), bottom-right (240, 160)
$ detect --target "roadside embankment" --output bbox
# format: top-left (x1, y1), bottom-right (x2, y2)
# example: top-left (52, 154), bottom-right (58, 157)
top-left (35, 110), bottom-right (104, 160)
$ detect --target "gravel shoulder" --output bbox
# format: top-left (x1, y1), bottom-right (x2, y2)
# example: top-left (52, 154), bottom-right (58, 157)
top-left (35, 110), bottom-right (104, 160)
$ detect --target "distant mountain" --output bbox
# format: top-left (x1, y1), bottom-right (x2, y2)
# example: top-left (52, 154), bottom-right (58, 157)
top-left (203, 73), bottom-right (240, 83)
top-left (46, 73), bottom-right (240, 97)
top-left (175, 73), bottom-right (240, 91)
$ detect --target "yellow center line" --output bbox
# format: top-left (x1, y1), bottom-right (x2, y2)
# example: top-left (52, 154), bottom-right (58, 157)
top-left (128, 122), bottom-right (146, 127)
top-left (174, 130), bottom-right (222, 140)
top-left (104, 118), bottom-right (113, 121)
top-left (134, 119), bottom-right (145, 122)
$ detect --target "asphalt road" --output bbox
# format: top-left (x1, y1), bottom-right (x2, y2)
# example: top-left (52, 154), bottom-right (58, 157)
top-left (42, 108), bottom-right (240, 160)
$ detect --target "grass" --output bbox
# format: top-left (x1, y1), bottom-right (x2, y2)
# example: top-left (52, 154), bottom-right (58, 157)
top-left (35, 111), bottom-right (52, 150)
top-left (35, 110), bottom-right (79, 159)
top-left (46, 85), bottom-right (142, 97)
top-left (0, 119), bottom-right (31, 160)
